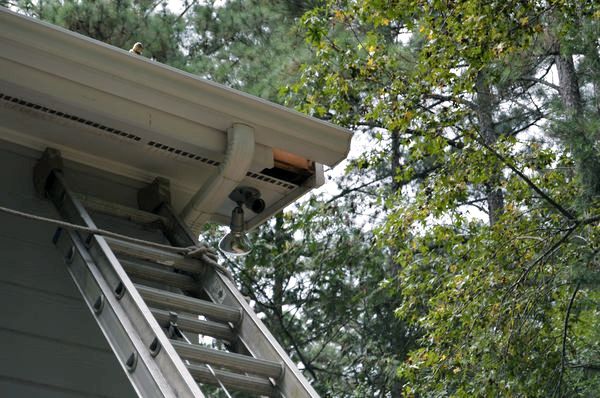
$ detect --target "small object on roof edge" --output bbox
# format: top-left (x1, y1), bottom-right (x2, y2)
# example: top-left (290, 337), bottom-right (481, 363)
top-left (129, 42), bottom-right (144, 56)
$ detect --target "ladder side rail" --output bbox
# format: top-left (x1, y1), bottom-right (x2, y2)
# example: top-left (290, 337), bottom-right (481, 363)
top-left (46, 171), bottom-right (205, 398)
top-left (204, 271), bottom-right (320, 398)
top-left (158, 203), bottom-right (321, 398)
top-left (53, 227), bottom-right (174, 397)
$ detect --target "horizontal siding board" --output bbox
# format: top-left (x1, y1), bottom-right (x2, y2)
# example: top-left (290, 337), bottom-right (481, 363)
top-left (0, 145), bottom-right (39, 197)
top-left (0, 191), bottom-right (62, 244)
top-left (0, 191), bottom-right (58, 219)
top-left (0, 230), bottom-right (81, 299)
top-left (0, 140), bottom-right (142, 205)
top-left (0, 217), bottom-right (61, 248)
top-left (0, 281), bottom-right (109, 350)
top-left (0, 329), bottom-right (136, 398)
top-left (90, 211), bottom-right (170, 244)
top-left (0, 376), bottom-right (113, 398)
top-left (65, 165), bottom-right (143, 209)
top-left (0, 141), bottom-right (145, 398)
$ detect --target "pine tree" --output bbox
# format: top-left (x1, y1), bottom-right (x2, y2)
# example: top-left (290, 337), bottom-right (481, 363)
top-left (15, 1), bottom-right (187, 65)
top-left (291, 1), bottom-right (600, 396)
top-left (185, 0), bottom-right (318, 101)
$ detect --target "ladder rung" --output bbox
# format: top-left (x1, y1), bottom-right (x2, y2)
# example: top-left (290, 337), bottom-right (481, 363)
top-left (172, 340), bottom-right (283, 379)
top-left (104, 237), bottom-right (206, 275)
top-left (136, 284), bottom-right (241, 324)
top-left (121, 259), bottom-right (199, 291)
top-left (186, 363), bottom-right (277, 396)
top-left (150, 308), bottom-right (236, 342)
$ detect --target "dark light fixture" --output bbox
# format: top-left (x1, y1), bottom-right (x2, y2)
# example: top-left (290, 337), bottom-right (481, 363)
top-left (219, 205), bottom-right (252, 255)
top-left (219, 187), bottom-right (265, 256)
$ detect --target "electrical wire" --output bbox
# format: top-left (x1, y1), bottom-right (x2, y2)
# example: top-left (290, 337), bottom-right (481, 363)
top-left (0, 204), bottom-right (233, 280)
top-left (179, 329), bottom-right (233, 398)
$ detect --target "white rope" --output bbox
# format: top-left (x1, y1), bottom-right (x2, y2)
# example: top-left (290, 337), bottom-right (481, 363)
top-left (0, 204), bottom-right (233, 280)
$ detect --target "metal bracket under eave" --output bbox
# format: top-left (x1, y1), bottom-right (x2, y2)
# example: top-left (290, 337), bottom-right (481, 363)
top-left (33, 147), bottom-right (64, 197)
top-left (137, 177), bottom-right (200, 248)
top-left (138, 177), bottom-right (171, 213)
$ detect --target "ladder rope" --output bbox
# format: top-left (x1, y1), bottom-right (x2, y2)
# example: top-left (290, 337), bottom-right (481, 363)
top-left (0, 204), bottom-right (233, 280)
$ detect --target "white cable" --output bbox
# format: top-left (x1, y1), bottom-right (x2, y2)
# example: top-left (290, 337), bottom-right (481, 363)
top-left (180, 333), bottom-right (233, 398)
top-left (0, 204), bottom-right (233, 280)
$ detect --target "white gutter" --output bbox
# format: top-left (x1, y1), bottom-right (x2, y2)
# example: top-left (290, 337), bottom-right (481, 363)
top-left (0, 7), bottom-right (353, 167)
top-left (180, 123), bottom-right (254, 231)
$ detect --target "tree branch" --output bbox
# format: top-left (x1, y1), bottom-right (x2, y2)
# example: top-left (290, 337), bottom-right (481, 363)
top-left (580, 215), bottom-right (600, 226)
top-left (473, 132), bottom-right (576, 220)
top-left (520, 76), bottom-right (561, 92)
top-left (510, 225), bottom-right (577, 291)
top-left (426, 93), bottom-right (478, 110)
top-left (568, 363), bottom-right (600, 371)
top-left (175, 0), bottom-right (198, 23)
top-left (325, 176), bottom-right (388, 205)
top-left (553, 281), bottom-right (581, 398)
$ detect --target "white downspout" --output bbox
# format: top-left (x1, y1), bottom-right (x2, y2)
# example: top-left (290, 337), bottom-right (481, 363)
top-left (181, 123), bottom-right (255, 232)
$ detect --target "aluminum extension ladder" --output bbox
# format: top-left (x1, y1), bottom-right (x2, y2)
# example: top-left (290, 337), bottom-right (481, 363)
top-left (34, 148), bottom-right (319, 398)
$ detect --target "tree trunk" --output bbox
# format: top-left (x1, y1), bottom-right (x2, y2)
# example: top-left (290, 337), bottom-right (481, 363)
top-left (555, 44), bottom-right (600, 199)
top-left (555, 53), bottom-right (583, 116)
top-left (476, 72), bottom-right (505, 226)
top-left (588, 46), bottom-right (600, 115)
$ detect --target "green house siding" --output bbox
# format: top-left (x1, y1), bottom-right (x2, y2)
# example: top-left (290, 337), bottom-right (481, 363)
top-left (0, 140), bottom-right (136, 397)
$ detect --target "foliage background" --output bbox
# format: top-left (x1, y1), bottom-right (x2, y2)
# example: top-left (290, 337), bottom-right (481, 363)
top-left (6, 0), bottom-right (599, 396)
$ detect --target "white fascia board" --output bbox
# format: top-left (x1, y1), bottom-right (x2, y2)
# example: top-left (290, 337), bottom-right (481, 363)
top-left (0, 7), bottom-right (352, 167)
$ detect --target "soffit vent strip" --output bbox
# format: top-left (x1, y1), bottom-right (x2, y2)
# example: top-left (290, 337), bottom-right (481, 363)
top-left (246, 171), bottom-right (297, 190)
top-left (146, 140), bottom-right (221, 166)
top-left (0, 93), bottom-right (142, 142)
top-left (147, 141), bottom-right (298, 191)
top-left (0, 93), bottom-right (298, 191)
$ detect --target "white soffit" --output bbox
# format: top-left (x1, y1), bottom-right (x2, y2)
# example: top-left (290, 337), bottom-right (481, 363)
top-left (0, 7), bottom-right (352, 166)
top-left (0, 7), bottom-right (353, 229)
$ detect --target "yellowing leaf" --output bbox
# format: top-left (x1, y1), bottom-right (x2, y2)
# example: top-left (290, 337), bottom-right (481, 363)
top-left (333, 10), bottom-right (344, 21)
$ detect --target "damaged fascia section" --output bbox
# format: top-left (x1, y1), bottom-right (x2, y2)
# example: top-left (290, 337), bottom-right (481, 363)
top-left (180, 123), bottom-right (255, 232)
